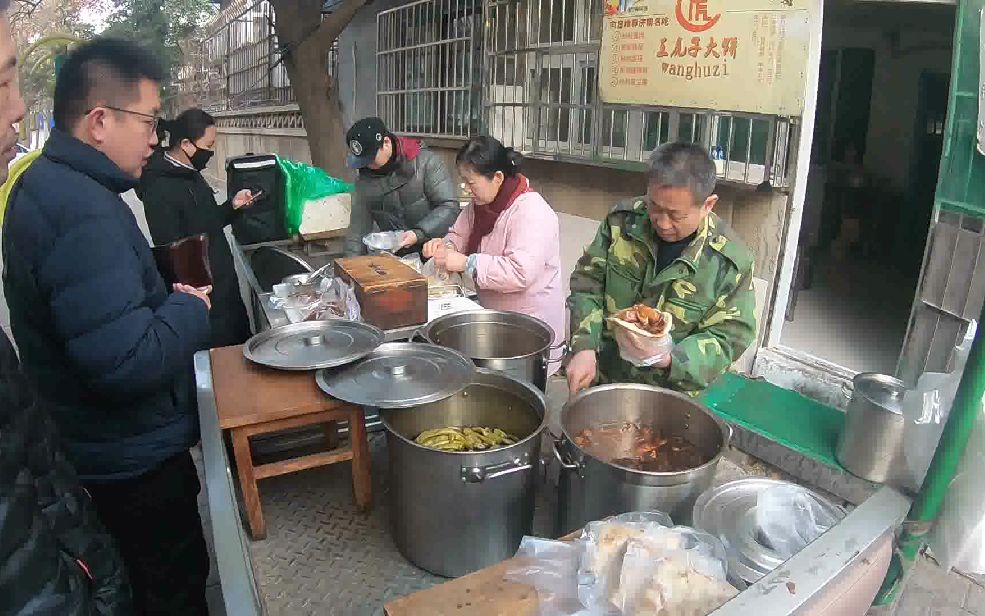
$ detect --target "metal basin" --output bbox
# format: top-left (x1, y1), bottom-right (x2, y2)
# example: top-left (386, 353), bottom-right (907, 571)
top-left (418, 309), bottom-right (559, 391)
top-left (380, 369), bottom-right (546, 577)
top-left (554, 383), bottom-right (730, 534)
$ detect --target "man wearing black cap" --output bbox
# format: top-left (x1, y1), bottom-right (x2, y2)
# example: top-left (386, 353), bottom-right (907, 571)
top-left (345, 116), bottom-right (459, 256)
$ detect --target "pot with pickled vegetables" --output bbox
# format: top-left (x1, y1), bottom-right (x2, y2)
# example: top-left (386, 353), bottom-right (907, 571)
top-left (380, 369), bottom-right (546, 577)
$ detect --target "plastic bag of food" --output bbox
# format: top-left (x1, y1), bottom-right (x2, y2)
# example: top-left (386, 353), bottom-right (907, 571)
top-left (504, 537), bottom-right (588, 616)
top-left (614, 528), bottom-right (738, 616)
top-left (607, 305), bottom-right (674, 367)
top-left (269, 277), bottom-right (361, 323)
top-left (276, 158), bottom-right (353, 235)
top-left (577, 512), bottom-right (673, 612)
top-left (755, 484), bottom-right (840, 560)
top-left (363, 230), bottom-right (407, 252)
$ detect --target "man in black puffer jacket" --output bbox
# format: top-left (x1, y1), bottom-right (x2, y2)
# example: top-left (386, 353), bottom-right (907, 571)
top-left (0, 2), bottom-right (131, 612)
top-left (3, 38), bottom-right (212, 614)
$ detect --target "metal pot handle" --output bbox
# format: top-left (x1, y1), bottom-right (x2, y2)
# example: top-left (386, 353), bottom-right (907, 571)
top-left (543, 341), bottom-right (568, 366)
top-left (550, 440), bottom-right (579, 470)
top-left (410, 328), bottom-right (428, 343)
top-left (461, 459), bottom-right (533, 483)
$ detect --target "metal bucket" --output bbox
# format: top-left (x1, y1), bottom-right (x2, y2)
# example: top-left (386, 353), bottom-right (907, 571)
top-left (836, 373), bottom-right (906, 484)
top-left (554, 384), bottom-right (730, 535)
top-left (418, 310), bottom-right (561, 391)
top-left (380, 369), bottom-right (546, 577)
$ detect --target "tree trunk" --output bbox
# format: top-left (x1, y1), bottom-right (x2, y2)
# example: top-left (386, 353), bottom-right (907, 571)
top-left (268, 0), bottom-right (367, 181)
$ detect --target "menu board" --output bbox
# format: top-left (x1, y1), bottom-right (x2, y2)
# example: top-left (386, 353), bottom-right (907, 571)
top-left (600, 0), bottom-right (816, 116)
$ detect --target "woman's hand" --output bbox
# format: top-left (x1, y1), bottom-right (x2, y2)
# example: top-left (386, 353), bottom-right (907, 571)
top-left (435, 246), bottom-right (468, 273)
top-left (422, 238), bottom-right (445, 259)
top-left (231, 189), bottom-right (254, 209)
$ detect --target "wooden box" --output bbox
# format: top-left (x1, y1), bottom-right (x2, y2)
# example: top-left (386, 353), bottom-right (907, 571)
top-left (334, 255), bottom-right (428, 330)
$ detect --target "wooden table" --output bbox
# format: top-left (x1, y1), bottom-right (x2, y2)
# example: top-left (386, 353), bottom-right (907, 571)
top-left (383, 557), bottom-right (540, 616)
top-left (209, 345), bottom-right (372, 539)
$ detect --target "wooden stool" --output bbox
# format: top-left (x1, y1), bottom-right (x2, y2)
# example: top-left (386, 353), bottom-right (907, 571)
top-left (210, 346), bottom-right (372, 540)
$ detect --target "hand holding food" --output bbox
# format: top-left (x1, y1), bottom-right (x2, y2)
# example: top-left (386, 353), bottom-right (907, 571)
top-left (608, 304), bottom-right (673, 368)
top-left (435, 245), bottom-right (468, 273)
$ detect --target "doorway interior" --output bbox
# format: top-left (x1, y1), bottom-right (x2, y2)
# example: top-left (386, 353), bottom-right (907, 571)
top-left (779, 0), bottom-right (956, 375)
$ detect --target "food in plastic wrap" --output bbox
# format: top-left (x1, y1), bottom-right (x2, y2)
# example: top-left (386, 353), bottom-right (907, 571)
top-left (270, 277), bottom-right (361, 323)
top-left (607, 305), bottom-right (674, 367)
top-left (617, 533), bottom-right (738, 616)
top-left (414, 426), bottom-right (519, 452)
top-left (507, 512), bottom-right (738, 616)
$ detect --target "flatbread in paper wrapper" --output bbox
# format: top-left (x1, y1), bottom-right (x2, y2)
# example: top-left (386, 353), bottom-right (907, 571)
top-left (607, 304), bottom-right (673, 339)
top-left (607, 305), bottom-right (673, 367)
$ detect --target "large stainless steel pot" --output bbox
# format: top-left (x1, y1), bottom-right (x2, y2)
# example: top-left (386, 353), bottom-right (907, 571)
top-left (380, 369), bottom-right (546, 577)
top-left (417, 310), bottom-right (561, 391)
top-left (836, 373), bottom-right (906, 484)
top-left (554, 384), bottom-right (730, 535)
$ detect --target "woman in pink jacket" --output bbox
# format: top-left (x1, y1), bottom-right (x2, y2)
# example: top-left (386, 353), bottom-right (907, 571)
top-left (423, 136), bottom-right (566, 373)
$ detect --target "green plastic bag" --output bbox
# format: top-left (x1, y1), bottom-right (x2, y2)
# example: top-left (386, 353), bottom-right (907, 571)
top-left (276, 158), bottom-right (353, 235)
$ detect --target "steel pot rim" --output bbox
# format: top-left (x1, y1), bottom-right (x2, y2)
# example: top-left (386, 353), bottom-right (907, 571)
top-left (847, 372), bottom-right (905, 414)
top-left (379, 368), bottom-right (548, 456)
top-left (419, 309), bottom-right (560, 361)
top-left (558, 383), bottom-right (731, 478)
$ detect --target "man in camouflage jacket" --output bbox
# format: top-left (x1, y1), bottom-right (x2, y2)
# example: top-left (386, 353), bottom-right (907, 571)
top-left (566, 143), bottom-right (756, 396)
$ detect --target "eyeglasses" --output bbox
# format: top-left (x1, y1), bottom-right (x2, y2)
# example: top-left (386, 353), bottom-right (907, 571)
top-left (88, 105), bottom-right (160, 134)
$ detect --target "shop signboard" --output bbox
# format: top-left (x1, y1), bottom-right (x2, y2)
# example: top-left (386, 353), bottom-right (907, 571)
top-left (600, 0), bottom-right (816, 116)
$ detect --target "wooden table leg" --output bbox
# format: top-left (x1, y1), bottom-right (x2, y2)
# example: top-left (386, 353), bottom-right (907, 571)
top-left (231, 427), bottom-right (266, 540)
top-left (323, 420), bottom-right (340, 451)
top-left (348, 406), bottom-right (372, 512)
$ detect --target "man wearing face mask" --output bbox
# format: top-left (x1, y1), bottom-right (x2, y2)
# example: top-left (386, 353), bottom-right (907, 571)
top-left (138, 107), bottom-right (255, 348)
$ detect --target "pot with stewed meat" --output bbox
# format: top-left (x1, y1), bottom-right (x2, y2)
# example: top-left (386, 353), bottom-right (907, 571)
top-left (554, 384), bottom-right (730, 535)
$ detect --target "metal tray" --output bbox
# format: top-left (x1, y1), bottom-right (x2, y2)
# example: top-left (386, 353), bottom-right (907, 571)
top-left (243, 320), bottom-right (384, 371)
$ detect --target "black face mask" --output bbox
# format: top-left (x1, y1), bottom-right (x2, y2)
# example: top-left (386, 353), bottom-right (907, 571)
top-left (188, 145), bottom-right (215, 171)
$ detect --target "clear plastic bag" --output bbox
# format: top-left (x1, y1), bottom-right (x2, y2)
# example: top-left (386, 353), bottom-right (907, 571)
top-left (363, 231), bottom-right (407, 252)
top-left (927, 396), bottom-right (985, 573)
top-left (615, 529), bottom-right (738, 616)
top-left (901, 320), bottom-right (976, 491)
top-left (613, 327), bottom-right (673, 367)
top-left (755, 484), bottom-right (840, 560)
top-left (577, 512), bottom-right (674, 613)
top-left (269, 277), bottom-right (361, 323)
top-left (504, 537), bottom-right (588, 616)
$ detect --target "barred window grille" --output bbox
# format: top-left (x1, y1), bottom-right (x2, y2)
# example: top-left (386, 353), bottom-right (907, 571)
top-left (483, 0), bottom-right (794, 186)
top-left (376, 0), bottom-right (483, 138)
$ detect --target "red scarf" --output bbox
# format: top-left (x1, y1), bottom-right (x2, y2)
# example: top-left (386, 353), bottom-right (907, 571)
top-left (466, 174), bottom-right (529, 255)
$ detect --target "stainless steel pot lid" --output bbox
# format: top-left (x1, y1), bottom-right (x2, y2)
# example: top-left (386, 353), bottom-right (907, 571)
top-left (315, 342), bottom-right (475, 408)
top-left (243, 320), bottom-right (384, 371)
top-left (851, 373), bottom-right (905, 413)
top-left (691, 478), bottom-right (846, 583)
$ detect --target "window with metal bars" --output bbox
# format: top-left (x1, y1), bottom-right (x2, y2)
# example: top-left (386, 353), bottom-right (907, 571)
top-left (376, 0), bottom-right (483, 138)
top-left (483, 0), bottom-right (794, 186)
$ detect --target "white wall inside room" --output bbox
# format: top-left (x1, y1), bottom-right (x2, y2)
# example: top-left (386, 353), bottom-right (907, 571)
top-left (823, 4), bottom-right (954, 192)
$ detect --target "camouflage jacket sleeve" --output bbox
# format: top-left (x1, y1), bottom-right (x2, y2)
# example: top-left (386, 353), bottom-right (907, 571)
top-left (667, 266), bottom-right (756, 394)
top-left (567, 218), bottom-right (611, 354)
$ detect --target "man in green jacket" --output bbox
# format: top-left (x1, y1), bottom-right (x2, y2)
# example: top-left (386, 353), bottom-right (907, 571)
top-left (566, 142), bottom-right (756, 396)
top-left (344, 117), bottom-right (459, 256)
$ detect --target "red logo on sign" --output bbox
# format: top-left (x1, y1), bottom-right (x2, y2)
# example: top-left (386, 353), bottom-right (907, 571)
top-left (675, 0), bottom-right (721, 32)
